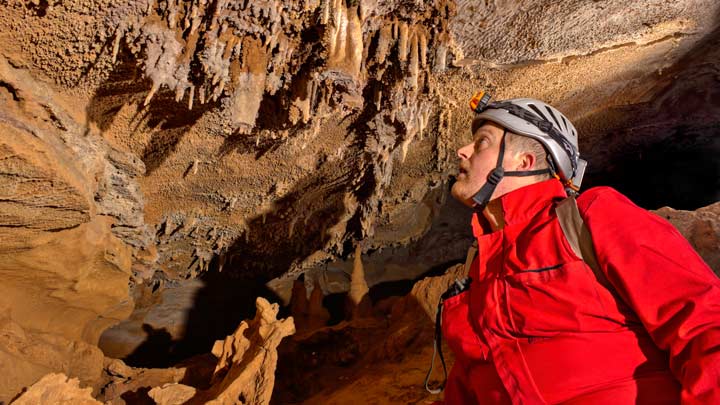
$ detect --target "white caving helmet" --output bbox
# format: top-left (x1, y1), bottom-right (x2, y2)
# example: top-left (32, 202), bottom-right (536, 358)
top-left (467, 91), bottom-right (588, 207)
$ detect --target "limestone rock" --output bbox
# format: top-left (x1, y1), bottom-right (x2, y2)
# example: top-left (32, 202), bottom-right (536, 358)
top-left (148, 383), bottom-right (197, 405)
top-left (347, 244), bottom-right (372, 319)
top-left (0, 53), bottom-right (146, 402)
top-left (655, 201), bottom-right (720, 274)
top-left (100, 360), bottom-right (187, 405)
top-left (11, 373), bottom-right (101, 405)
top-left (289, 276), bottom-right (330, 333)
top-left (197, 297), bottom-right (294, 405)
top-left (0, 2), bottom-right (718, 403)
top-left (0, 316), bottom-right (105, 405)
top-left (306, 278), bottom-right (331, 330)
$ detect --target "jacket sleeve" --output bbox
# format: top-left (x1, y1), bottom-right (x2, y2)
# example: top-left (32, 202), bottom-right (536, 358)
top-left (581, 188), bottom-right (720, 404)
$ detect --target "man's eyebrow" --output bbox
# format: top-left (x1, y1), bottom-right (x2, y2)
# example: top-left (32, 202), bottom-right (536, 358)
top-left (473, 129), bottom-right (494, 139)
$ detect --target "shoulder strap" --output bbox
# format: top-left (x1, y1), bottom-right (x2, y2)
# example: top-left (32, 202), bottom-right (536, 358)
top-left (425, 240), bottom-right (477, 394)
top-left (555, 196), bottom-right (611, 290)
top-left (464, 240), bottom-right (478, 275)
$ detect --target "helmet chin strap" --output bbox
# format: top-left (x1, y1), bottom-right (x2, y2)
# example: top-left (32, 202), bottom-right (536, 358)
top-left (471, 130), bottom-right (551, 208)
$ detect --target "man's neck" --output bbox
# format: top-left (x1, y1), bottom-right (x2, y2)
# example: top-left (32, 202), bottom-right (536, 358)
top-left (482, 199), bottom-right (505, 231)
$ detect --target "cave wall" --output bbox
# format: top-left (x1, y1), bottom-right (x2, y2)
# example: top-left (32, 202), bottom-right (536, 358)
top-left (0, 54), bottom-right (156, 400)
top-left (2, 0), bottom-right (716, 281)
top-left (0, 0), bottom-right (719, 400)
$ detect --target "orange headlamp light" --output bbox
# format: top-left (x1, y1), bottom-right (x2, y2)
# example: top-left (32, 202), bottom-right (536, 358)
top-left (469, 91), bottom-right (492, 113)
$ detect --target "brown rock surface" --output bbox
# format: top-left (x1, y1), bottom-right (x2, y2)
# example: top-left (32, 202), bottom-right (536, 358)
top-left (11, 373), bottom-right (102, 405)
top-left (199, 297), bottom-right (294, 405)
top-left (0, 0), bottom-right (718, 403)
top-left (148, 383), bottom-right (197, 405)
top-left (0, 52), bottom-right (146, 402)
top-left (655, 202), bottom-right (720, 274)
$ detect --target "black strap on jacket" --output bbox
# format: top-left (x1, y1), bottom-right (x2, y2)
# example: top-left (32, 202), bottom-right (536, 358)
top-left (424, 251), bottom-right (475, 395)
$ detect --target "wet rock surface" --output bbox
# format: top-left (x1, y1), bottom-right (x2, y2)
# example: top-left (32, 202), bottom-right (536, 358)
top-left (0, 0), bottom-right (719, 403)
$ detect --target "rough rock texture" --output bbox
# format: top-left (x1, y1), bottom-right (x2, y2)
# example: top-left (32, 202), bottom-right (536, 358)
top-left (148, 383), bottom-right (197, 405)
top-left (98, 297), bottom-right (293, 405)
top-left (0, 315), bottom-right (104, 405)
top-left (656, 202), bottom-right (720, 274)
top-left (11, 373), bottom-right (102, 405)
top-left (100, 358), bottom-right (189, 404)
top-left (198, 297), bottom-right (294, 404)
top-left (274, 260), bottom-right (464, 403)
top-left (0, 53), bottom-right (151, 402)
top-left (0, 0), bottom-right (719, 402)
top-left (0, 0), bottom-right (717, 285)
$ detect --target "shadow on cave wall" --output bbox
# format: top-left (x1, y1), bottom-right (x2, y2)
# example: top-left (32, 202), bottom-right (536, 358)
top-left (123, 152), bottom-right (365, 366)
top-left (579, 10), bottom-right (720, 210)
top-left (123, 272), bottom-right (284, 368)
top-left (85, 52), bottom-right (217, 176)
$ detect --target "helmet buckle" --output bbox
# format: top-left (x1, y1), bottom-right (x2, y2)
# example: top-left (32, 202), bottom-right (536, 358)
top-left (487, 168), bottom-right (505, 185)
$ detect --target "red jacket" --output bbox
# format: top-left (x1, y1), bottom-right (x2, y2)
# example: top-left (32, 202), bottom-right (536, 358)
top-left (441, 179), bottom-right (720, 404)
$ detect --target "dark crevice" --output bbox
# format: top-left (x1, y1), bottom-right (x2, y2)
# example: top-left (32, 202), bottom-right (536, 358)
top-left (0, 81), bottom-right (20, 101)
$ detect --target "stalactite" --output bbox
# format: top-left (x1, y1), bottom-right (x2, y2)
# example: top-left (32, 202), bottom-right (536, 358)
top-left (407, 31), bottom-right (420, 90)
top-left (398, 22), bottom-right (409, 63)
top-left (419, 31), bottom-right (428, 68)
top-left (375, 25), bottom-right (393, 64)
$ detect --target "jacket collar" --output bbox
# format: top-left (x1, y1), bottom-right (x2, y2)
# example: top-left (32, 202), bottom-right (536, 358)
top-left (471, 178), bottom-right (567, 237)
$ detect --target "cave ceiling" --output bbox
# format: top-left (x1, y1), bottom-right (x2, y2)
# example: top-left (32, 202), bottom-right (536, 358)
top-left (1, 0), bottom-right (719, 285)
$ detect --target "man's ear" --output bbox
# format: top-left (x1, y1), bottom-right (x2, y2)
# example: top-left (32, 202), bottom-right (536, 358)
top-left (515, 151), bottom-right (536, 171)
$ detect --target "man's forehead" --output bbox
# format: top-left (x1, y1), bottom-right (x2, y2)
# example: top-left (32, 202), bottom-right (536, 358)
top-left (472, 120), bottom-right (505, 137)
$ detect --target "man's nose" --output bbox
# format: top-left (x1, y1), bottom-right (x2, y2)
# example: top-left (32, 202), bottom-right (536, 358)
top-left (457, 142), bottom-right (473, 160)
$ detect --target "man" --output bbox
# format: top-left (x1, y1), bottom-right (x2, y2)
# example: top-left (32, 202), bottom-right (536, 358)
top-left (438, 93), bottom-right (720, 404)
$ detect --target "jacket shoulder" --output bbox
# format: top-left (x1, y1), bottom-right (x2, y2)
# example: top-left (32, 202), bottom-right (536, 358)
top-left (576, 186), bottom-right (637, 216)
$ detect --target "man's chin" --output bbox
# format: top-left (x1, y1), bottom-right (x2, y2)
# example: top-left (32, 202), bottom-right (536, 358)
top-left (451, 185), bottom-right (476, 208)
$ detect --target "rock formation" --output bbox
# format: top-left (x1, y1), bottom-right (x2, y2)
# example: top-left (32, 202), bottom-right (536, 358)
top-left (198, 297), bottom-right (294, 404)
top-left (344, 243), bottom-right (372, 319)
top-left (11, 373), bottom-right (102, 405)
top-left (0, 53), bottom-right (148, 402)
top-left (0, 0), bottom-right (719, 402)
top-left (656, 202), bottom-right (720, 273)
top-left (98, 297), bottom-right (293, 404)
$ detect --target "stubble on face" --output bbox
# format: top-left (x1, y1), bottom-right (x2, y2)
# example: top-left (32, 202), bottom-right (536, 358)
top-left (451, 123), bottom-right (505, 207)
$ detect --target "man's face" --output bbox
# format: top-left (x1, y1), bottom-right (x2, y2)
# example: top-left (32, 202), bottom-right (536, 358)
top-left (451, 121), bottom-right (506, 207)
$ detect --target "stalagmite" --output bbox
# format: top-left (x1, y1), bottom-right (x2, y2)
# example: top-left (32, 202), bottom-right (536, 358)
top-left (348, 243), bottom-right (371, 318)
top-left (306, 278), bottom-right (330, 330)
top-left (197, 298), bottom-right (294, 404)
top-left (289, 275), bottom-right (309, 318)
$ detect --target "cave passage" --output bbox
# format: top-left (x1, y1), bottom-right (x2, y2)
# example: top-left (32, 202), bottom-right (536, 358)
top-left (584, 127), bottom-right (720, 211)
